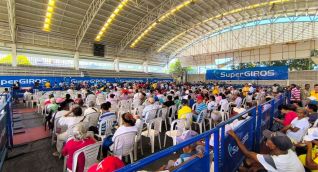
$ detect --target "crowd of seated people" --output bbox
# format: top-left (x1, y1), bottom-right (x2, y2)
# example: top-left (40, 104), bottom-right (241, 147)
top-left (28, 81), bottom-right (318, 171)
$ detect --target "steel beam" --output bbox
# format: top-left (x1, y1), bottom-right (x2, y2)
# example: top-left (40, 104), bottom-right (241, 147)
top-left (6, 0), bottom-right (16, 43)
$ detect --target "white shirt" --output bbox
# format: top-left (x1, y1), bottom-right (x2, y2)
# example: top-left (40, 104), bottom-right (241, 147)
top-left (257, 150), bottom-right (305, 172)
top-left (58, 116), bottom-right (84, 129)
top-left (86, 94), bottom-right (96, 103)
top-left (286, 117), bottom-right (310, 143)
top-left (207, 101), bottom-right (217, 111)
top-left (219, 99), bottom-right (229, 112)
top-left (234, 97), bottom-right (242, 108)
top-left (52, 110), bottom-right (68, 121)
top-left (84, 107), bottom-right (98, 116)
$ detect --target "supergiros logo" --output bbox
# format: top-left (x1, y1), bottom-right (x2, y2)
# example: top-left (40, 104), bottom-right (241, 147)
top-left (1, 78), bottom-right (47, 85)
top-left (220, 70), bottom-right (275, 78)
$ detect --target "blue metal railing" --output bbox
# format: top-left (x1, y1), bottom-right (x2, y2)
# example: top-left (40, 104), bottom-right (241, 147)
top-left (117, 94), bottom-right (286, 172)
top-left (0, 94), bottom-right (13, 171)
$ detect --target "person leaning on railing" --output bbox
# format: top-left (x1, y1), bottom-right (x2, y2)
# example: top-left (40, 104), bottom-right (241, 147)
top-left (228, 129), bottom-right (305, 172)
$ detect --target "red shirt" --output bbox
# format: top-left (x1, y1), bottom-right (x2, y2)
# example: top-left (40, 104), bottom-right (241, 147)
top-left (283, 111), bottom-right (298, 126)
top-left (88, 156), bottom-right (124, 172)
top-left (62, 138), bottom-right (96, 172)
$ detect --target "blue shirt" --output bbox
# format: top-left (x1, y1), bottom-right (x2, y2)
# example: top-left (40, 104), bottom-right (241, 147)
top-left (97, 112), bottom-right (117, 134)
top-left (195, 102), bottom-right (207, 114)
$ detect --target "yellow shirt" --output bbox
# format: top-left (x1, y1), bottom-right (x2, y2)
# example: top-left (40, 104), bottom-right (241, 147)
top-left (299, 146), bottom-right (318, 172)
top-left (242, 86), bottom-right (249, 97)
top-left (45, 82), bottom-right (51, 88)
top-left (212, 87), bottom-right (219, 95)
top-left (310, 90), bottom-right (318, 101)
top-left (178, 106), bottom-right (192, 120)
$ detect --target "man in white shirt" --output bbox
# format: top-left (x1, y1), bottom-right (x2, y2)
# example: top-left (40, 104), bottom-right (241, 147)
top-left (228, 129), bottom-right (305, 172)
top-left (282, 107), bottom-right (310, 143)
top-left (142, 97), bottom-right (161, 122)
top-left (233, 93), bottom-right (242, 108)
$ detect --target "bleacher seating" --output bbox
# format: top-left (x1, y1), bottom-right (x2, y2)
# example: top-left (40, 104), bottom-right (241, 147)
top-left (0, 65), bottom-right (171, 79)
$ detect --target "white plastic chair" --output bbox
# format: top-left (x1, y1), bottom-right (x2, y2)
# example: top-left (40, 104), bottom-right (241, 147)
top-left (51, 116), bottom-right (61, 146)
top-left (109, 131), bottom-right (137, 163)
top-left (97, 117), bottom-right (117, 140)
top-left (164, 119), bottom-right (186, 147)
top-left (96, 94), bottom-right (106, 106)
top-left (134, 123), bottom-right (144, 161)
top-left (67, 142), bottom-right (101, 172)
top-left (86, 112), bottom-right (100, 127)
top-left (167, 105), bottom-right (177, 126)
top-left (141, 118), bottom-right (162, 153)
top-left (161, 107), bottom-right (169, 131)
top-left (25, 94), bottom-right (33, 107)
top-left (144, 108), bottom-right (158, 124)
top-left (193, 110), bottom-right (207, 134)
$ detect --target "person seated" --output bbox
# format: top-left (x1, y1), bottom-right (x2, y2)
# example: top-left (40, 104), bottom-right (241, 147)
top-left (174, 96), bottom-right (181, 108)
top-left (74, 94), bottom-right (83, 104)
top-left (163, 95), bottom-right (175, 107)
top-left (106, 94), bottom-right (118, 110)
top-left (207, 95), bottom-right (217, 112)
top-left (62, 123), bottom-right (96, 172)
top-left (219, 94), bottom-right (229, 112)
top-left (87, 156), bottom-right (124, 172)
top-left (281, 107), bottom-right (310, 143)
top-left (84, 101), bottom-right (98, 116)
top-left (178, 99), bottom-right (192, 121)
top-left (96, 102), bottom-right (117, 135)
top-left (55, 106), bottom-right (86, 156)
top-left (307, 104), bottom-right (318, 125)
top-left (101, 113), bottom-right (138, 157)
top-left (159, 143), bottom-right (204, 170)
top-left (274, 104), bottom-right (298, 128)
top-left (298, 128), bottom-right (318, 171)
top-left (64, 94), bottom-right (74, 105)
top-left (47, 98), bottom-right (59, 113)
top-left (188, 95), bottom-right (195, 108)
top-left (232, 93), bottom-right (243, 108)
top-left (192, 95), bottom-right (207, 122)
top-left (141, 97), bottom-right (161, 120)
top-left (228, 129), bottom-right (305, 172)
top-left (44, 94), bottom-right (54, 106)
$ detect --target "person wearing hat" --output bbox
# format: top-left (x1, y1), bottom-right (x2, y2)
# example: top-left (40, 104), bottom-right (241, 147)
top-left (88, 156), bottom-right (124, 172)
top-left (298, 128), bottom-right (318, 171)
top-left (227, 129), bottom-right (305, 172)
top-left (192, 95), bottom-right (207, 122)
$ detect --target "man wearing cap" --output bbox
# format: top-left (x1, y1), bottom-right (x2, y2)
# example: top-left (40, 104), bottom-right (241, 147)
top-left (228, 129), bottom-right (305, 172)
top-left (192, 95), bottom-right (207, 122)
top-left (298, 128), bottom-right (318, 171)
top-left (242, 83), bottom-right (250, 97)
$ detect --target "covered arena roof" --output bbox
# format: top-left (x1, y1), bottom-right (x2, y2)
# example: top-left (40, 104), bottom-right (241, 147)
top-left (0, 0), bottom-right (317, 65)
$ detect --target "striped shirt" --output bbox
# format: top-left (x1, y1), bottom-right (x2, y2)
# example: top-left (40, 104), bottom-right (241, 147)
top-left (195, 102), bottom-right (207, 114)
top-left (291, 87), bottom-right (301, 101)
top-left (97, 112), bottom-right (117, 134)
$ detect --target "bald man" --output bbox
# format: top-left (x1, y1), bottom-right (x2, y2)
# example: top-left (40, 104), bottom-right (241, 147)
top-left (142, 97), bottom-right (161, 121)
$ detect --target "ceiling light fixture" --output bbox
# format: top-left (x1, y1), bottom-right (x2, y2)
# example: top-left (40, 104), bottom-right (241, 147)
top-left (95, 0), bottom-right (129, 42)
top-left (157, 0), bottom-right (290, 52)
top-left (42, 0), bottom-right (56, 32)
top-left (130, 0), bottom-right (195, 48)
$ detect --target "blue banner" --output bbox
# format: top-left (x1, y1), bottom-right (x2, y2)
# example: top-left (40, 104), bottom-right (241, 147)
top-left (206, 66), bottom-right (288, 80)
top-left (0, 76), bottom-right (173, 87)
top-left (221, 119), bottom-right (254, 172)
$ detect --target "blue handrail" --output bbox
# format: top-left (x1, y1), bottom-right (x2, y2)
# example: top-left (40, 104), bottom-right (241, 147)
top-left (116, 94), bottom-right (286, 172)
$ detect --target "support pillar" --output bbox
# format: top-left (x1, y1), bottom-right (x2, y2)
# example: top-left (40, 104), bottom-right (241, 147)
top-left (74, 51), bottom-right (79, 70)
top-left (11, 43), bottom-right (17, 67)
top-left (143, 61), bottom-right (148, 73)
top-left (114, 58), bottom-right (119, 72)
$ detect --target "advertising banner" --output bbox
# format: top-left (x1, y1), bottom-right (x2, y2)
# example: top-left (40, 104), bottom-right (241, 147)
top-left (206, 66), bottom-right (288, 80)
top-left (221, 118), bottom-right (254, 172)
top-left (0, 76), bottom-right (173, 87)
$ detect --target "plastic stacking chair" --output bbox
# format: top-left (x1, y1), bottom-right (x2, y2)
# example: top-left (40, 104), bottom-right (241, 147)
top-left (96, 117), bottom-right (117, 140)
top-left (134, 123), bottom-right (144, 161)
top-left (164, 119), bottom-right (186, 147)
top-left (142, 118), bottom-right (162, 153)
top-left (167, 105), bottom-right (177, 127)
top-left (108, 132), bottom-right (137, 163)
top-left (63, 142), bottom-right (101, 172)
top-left (193, 110), bottom-right (207, 134)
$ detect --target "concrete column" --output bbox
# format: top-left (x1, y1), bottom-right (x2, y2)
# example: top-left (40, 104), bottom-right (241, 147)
top-left (114, 58), bottom-right (119, 72)
top-left (11, 43), bottom-right (17, 67)
top-left (74, 51), bottom-right (79, 70)
top-left (143, 61), bottom-right (148, 73)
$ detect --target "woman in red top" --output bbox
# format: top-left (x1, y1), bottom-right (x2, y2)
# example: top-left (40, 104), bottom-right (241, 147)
top-left (62, 123), bottom-right (96, 172)
top-left (274, 104), bottom-right (298, 126)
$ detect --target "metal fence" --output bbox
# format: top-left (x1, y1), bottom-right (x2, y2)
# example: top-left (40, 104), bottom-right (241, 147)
top-left (0, 94), bottom-right (13, 171)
